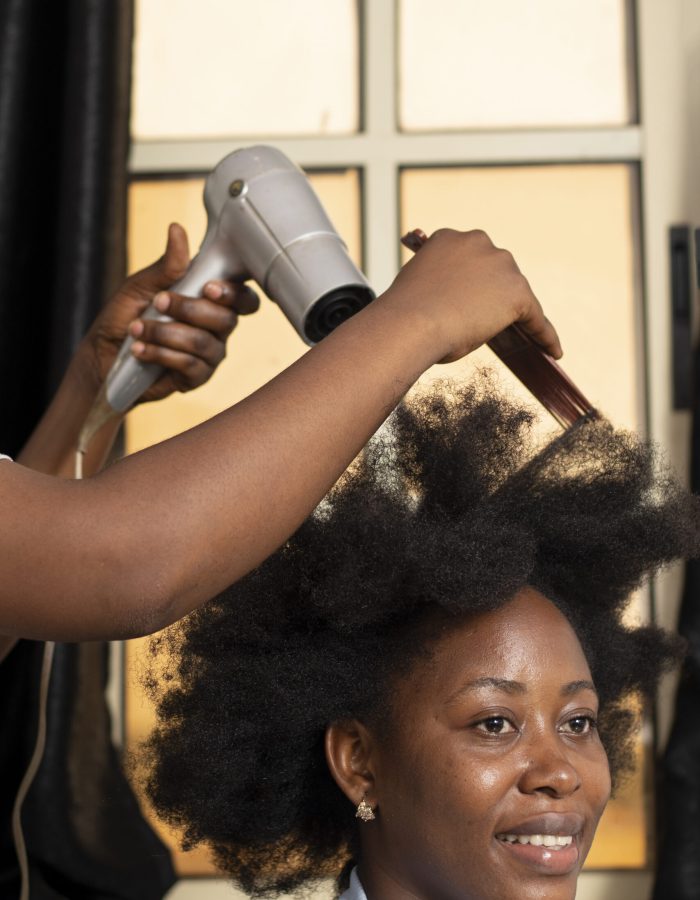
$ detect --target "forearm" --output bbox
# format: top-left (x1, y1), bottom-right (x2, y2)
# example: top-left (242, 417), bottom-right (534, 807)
top-left (16, 343), bottom-right (122, 478)
top-left (0, 292), bottom-right (437, 641)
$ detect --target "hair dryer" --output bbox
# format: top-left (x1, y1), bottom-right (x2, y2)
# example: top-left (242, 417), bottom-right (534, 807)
top-left (105, 145), bottom-right (374, 415)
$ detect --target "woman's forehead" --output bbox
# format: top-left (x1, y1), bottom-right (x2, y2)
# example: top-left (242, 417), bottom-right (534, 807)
top-left (395, 590), bottom-right (594, 702)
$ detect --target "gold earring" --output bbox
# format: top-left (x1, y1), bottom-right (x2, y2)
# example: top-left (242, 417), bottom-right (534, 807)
top-left (355, 794), bottom-right (376, 822)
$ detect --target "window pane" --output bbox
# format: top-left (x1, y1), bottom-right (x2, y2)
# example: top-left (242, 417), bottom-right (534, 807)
top-left (124, 169), bottom-right (361, 878)
top-left (399, 0), bottom-right (633, 130)
top-left (132, 0), bottom-right (360, 139)
top-left (402, 163), bottom-right (646, 869)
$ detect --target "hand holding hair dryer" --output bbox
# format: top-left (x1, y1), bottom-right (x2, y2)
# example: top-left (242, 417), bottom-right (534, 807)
top-left (105, 145), bottom-right (375, 415)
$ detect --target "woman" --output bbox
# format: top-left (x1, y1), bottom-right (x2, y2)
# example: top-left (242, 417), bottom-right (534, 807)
top-left (142, 377), bottom-right (694, 899)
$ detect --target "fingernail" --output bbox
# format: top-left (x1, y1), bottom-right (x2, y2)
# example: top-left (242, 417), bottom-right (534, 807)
top-left (205, 282), bottom-right (223, 299)
top-left (132, 341), bottom-right (145, 356)
top-left (154, 291), bottom-right (170, 312)
top-left (130, 320), bottom-right (144, 337)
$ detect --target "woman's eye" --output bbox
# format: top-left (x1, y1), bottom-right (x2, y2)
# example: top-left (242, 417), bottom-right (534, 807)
top-left (475, 716), bottom-right (516, 735)
top-left (560, 715), bottom-right (596, 735)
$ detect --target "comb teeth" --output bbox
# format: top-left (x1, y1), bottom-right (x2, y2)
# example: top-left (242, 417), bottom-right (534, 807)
top-left (489, 325), bottom-right (596, 429)
top-left (400, 229), bottom-right (596, 430)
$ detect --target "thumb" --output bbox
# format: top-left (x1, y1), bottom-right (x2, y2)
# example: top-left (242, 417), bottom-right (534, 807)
top-left (158, 222), bottom-right (190, 284)
top-left (125, 223), bottom-right (191, 299)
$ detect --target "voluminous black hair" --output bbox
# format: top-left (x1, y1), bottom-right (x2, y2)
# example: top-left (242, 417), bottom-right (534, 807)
top-left (142, 375), bottom-right (698, 897)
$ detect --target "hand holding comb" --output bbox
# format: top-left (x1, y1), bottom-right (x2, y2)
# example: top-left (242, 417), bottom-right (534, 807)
top-left (401, 228), bottom-right (596, 429)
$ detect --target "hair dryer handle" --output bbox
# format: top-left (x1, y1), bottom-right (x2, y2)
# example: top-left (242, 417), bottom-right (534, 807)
top-left (103, 306), bottom-right (174, 413)
top-left (104, 244), bottom-right (243, 413)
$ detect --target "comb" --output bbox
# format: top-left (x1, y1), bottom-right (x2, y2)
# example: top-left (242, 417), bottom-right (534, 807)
top-left (400, 228), bottom-right (596, 429)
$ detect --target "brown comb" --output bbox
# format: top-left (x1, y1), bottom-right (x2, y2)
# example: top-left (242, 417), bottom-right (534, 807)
top-left (400, 228), bottom-right (596, 430)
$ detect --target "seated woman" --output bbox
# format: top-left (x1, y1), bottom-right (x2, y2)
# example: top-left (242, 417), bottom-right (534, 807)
top-left (141, 375), bottom-right (699, 900)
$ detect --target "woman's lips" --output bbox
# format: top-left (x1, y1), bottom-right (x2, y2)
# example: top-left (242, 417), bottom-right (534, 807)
top-left (495, 835), bottom-right (579, 875)
top-left (494, 813), bottom-right (585, 876)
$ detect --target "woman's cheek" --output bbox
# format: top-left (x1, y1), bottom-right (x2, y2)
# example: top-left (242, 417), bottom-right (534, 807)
top-left (586, 746), bottom-right (612, 818)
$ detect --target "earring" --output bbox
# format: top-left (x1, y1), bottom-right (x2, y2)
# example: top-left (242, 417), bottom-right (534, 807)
top-left (355, 794), bottom-right (376, 822)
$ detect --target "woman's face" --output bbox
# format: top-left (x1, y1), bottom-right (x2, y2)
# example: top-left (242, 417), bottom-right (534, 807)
top-left (349, 589), bottom-right (611, 900)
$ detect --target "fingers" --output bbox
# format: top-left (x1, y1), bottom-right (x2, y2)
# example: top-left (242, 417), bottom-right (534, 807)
top-left (129, 317), bottom-right (226, 370)
top-left (130, 341), bottom-right (215, 392)
top-left (201, 280), bottom-right (260, 315)
top-left (150, 290), bottom-right (237, 338)
top-left (495, 252), bottom-right (562, 359)
top-left (516, 296), bottom-right (563, 360)
top-left (137, 281), bottom-right (259, 339)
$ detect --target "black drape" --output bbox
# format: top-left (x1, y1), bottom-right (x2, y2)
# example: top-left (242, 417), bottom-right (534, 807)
top-left (0, 1), bottom-right (176, 897)
top-left (0, 0), bottom-right (131, 453)
top-left (653, 354), bottom-right (700, 897)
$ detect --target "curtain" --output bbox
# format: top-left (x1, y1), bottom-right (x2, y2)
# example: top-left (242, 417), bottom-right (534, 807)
top-left (653, 350), bottom-right (700, 898)
top-left (0, 1), bottom-right (176, 896)
top-left (0, 0), bottom-right (131, 454)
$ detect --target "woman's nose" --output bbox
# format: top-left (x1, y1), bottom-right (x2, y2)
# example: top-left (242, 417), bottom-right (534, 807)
top-left (517, 743), bottom-right (582, 798)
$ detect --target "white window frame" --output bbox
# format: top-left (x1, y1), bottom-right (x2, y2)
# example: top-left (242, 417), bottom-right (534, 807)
top-left (116, 2), bottom-right (700, 897)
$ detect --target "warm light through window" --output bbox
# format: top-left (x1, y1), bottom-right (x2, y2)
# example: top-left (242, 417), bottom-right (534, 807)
top-left (132, 0), bottom-right (360, 139)
top-left (400, 0), bottom-right (632, 131)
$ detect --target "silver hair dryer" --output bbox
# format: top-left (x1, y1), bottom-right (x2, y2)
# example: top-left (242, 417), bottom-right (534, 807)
top-left (104, 145), bottom-right (375, 414)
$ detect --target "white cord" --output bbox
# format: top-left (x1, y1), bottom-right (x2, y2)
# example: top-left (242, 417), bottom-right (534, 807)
top-left (11, 641), bottom-right (55, 900)
top-left (74, 448), bottom-right (85, 480)
top-left (12, 448), bottom-right (85, 896)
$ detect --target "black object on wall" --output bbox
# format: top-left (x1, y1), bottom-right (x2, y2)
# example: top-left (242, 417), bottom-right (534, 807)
top-left (653, 228), bottom-right (700, 898)
top-left (670, 226), bottom-right (693, 411)
top-left (0, 1), bottom-right (176, 897)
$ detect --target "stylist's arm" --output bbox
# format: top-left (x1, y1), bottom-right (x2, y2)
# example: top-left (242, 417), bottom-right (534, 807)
top-left (1, 228), bottom-right (560, 641)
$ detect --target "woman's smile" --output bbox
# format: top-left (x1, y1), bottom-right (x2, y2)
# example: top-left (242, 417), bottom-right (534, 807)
top-left (494, 812), bottom-right (584, 876)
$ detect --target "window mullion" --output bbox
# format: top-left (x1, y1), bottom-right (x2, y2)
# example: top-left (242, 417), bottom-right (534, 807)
top-left (129, 128), bottom-right (642, 175)
top-left (358, 0), bottom-right (400, 291)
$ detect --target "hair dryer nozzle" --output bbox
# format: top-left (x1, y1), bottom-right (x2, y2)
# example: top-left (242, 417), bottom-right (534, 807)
top-left (304, 285), bottom-right (375, 343)
top-left (264, 227), bottom-right (375, 345)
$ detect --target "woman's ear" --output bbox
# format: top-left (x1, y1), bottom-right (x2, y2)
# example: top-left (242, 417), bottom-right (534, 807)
top-left (325, 720), bottom-right (377, 809)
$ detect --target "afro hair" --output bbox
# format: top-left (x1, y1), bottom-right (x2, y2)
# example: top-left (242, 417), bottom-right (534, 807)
top-left (142, 375), bottom-right (699, 896)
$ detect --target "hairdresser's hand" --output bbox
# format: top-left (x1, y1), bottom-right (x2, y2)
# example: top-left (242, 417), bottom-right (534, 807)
top-left (385, 228), bottom-right (562, 364)
top-left (82, 223), bottom-right (260, 403)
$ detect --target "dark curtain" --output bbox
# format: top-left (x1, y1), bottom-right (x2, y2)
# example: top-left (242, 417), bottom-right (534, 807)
top-left (0, 0), bottom-right (131, 453)
top-left (0, 1), bottom-right (176, 897)
top-left (653, 354), bottom-right (700, 898)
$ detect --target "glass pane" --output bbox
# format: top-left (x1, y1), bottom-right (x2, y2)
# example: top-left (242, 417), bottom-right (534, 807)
top-left (124, 169), bottom-right (361, 878)
top-left (399, 0), bottom-right (633, 130)
top-left (132, 0), bottom-right (359, 139)
top-left (402, 163), bottom-right (647, 869)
